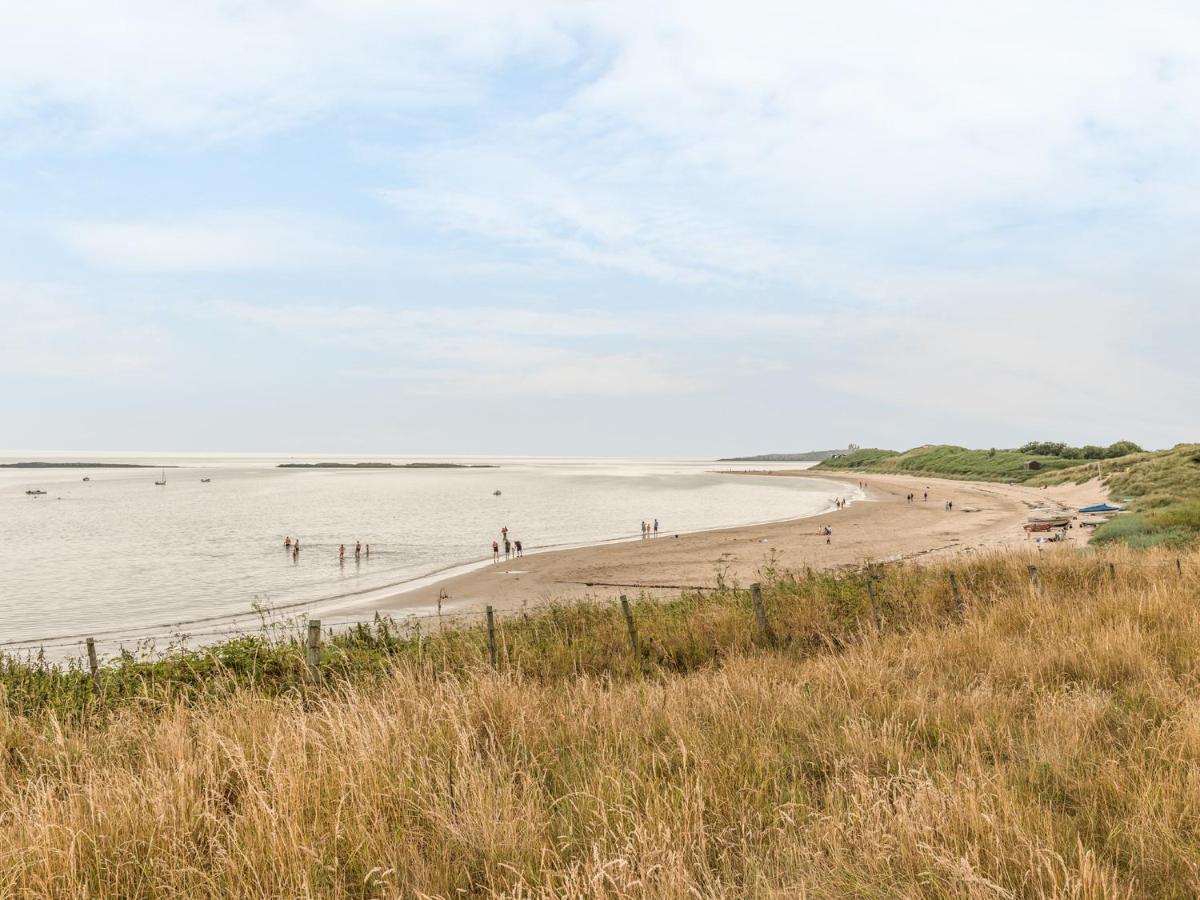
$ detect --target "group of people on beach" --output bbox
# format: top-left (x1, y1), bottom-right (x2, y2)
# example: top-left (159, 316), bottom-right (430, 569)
top-left (492, 525), bottom-right (523, 562)
top-left (904, 490), bottom-right (930, 503)
top-left (282, 536), bottom-right (372, 563)
top-left (640, 519), bottom-right (659, 538)
top-left (339, 541), bottom-right (370, 562)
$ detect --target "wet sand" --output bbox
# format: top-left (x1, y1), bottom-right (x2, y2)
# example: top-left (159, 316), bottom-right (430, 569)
top-left (345, 472), bottom-right (1105, 620)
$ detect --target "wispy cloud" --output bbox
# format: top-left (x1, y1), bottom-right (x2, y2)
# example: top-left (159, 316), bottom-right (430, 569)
top-left (55, 212), bottom-right (360, 272)
top-left (0, 282), bottom-right (166, 378)
top-left (0, 1), bottom-right (574, 144)
top-left (2, 3), bottom-right (1198, 450)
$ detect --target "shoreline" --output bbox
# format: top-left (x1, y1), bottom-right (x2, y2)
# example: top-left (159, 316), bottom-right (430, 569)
top-left (306, 473), bottom-right (864, 619)
top-left (337, 470), bottom-right (1105, 623)
top-left (0, 472), bottom-right (862, 657)
top-left (3, 470), bottom-right (1104, 660)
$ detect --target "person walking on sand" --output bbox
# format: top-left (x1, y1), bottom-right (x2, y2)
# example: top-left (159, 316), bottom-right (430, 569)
top-left (355, 540), bottom-right (361, 559)
top-left (515, 539), bottom-right (523, 557)
top-left (504, 538), bottom-right (511, 560)
top-left (492, 540), bottom-right (499, 562)
top-left (653, 518), bottom-right (659, 537)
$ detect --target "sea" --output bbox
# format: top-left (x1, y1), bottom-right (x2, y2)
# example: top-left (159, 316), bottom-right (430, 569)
top-left (0, 455), bottom-right (858, 661)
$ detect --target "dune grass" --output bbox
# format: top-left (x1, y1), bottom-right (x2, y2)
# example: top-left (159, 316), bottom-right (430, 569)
top-left (1, 546), bottom-right (1198, 897)
top-left (817, 444), bottom-right (1080, 482)
top-left (1034, 444), bottom-right (1200, 548)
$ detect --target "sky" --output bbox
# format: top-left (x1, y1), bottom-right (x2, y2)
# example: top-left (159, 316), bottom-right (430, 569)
top-left (1, 0), bottom-right (1197, 455)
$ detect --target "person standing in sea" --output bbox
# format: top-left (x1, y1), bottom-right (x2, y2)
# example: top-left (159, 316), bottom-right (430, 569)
top-left (515, 539), bottom-right (523, 557)
top-left (492, 540), bottom-right (499, 562)
top-left (653, 518), bottom-right (659, 537)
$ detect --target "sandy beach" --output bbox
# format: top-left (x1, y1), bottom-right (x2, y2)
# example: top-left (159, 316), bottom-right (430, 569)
top-left (347, 471), bottom-right (1106, 621)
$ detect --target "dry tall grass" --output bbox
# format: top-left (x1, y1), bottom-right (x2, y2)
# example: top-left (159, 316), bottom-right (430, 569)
top-left (2, 546), bottom-right (1199, 897)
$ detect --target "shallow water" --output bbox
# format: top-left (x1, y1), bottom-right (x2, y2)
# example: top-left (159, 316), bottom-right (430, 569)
top-left (0, 455), bottom-right (856, 657)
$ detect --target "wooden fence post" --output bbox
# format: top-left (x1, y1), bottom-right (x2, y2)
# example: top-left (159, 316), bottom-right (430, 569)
top-left (619, 595), bottom-right (641, 671)
top-left (305, 619), bottom-right (322, 682)
top-left (949, 572), bottom-right (963, 613)
top-left (866, 579), bottom-right (882, 630)
top-left (1178, 558), bottom-right (1184, 577)
top-left (1108, 562), bottom-right (1117, 588)
top-left (86, 637), bottom-right (100, 693)
top-left (1027, 565), bottom-right (1039, 587)
top-left (486, 606), bottom-right (498, 668)
top-left (749, 583), bottom-right (777, 646)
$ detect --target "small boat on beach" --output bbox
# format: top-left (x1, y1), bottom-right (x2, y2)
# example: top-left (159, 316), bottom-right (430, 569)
top-left (82, 476), bottom-right (90, 482)
top-left (200, 478), bottom-right (211, 483)
top-left (1025, 519), bottom-right (1070, 533)
top-left (25, 489), bottom-right (46, 496)
top-left (154, 468), bottom-right (167, 486)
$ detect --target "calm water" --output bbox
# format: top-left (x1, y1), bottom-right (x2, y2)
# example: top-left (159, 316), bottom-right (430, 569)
top-left (0, 455), bottom-right (856, 657)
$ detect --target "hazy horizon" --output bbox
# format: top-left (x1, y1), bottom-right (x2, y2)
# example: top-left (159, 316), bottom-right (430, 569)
top-left (3, 2), bottom-right (1197, 454)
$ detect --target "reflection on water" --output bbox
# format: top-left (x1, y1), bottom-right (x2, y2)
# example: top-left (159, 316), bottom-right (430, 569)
top-left (0, 455), bottom-right (854, 649)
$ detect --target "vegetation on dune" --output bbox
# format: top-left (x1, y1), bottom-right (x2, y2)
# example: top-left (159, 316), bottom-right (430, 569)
top-left (813, 447), bottom-right (899, 469)
top-left (1018, 440), bottom-right (1143, 460)
top-left (1033, 443), bottom-right (1200, 548)
top-left (816, 443), bottom-right (1083, 481)
top-left (1, 547), bottom-right (1199, 896)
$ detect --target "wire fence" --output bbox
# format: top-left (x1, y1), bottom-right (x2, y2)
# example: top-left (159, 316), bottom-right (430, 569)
top-left (3, 552), bottom-right (1195, 670)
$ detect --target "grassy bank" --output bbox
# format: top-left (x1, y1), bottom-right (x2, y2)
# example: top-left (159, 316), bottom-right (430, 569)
top-left (1033, 443), bottom-right (1200, 548)
top-left (815, 444), bottom-right (1082, 482)
top-left (1, 546), bottom-right (1199, 896)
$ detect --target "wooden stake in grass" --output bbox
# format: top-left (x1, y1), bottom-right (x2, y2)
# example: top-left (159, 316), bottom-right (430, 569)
top-left (1027, 565), bottom-right (1039, 587)
top-left (486, 606), bottom-right (498, 668)
top-left (620, 595), bottom-right (641, 672)
top-left (750, 583), bottom-right (777, 646)
top-left (1109, 562), bottom-right (1118, 588)
top-left (305, 620), bottom-right (322, 682)
top-left (865, 578), bottom-right (882, 630)
top-left (1178, 558), bottom-right (1184, 577)
top-left (86, 637), bottom-right (100, 693)
top-left (949, 572), bottom-right (963, 614)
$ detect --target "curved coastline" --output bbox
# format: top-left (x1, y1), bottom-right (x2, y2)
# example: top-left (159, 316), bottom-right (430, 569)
top-left (332, 470), bottom-right (1105, 625)
top-left (3, 474), bottom-right (864, 658)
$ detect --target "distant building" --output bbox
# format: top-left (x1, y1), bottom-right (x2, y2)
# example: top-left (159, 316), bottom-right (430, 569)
top-left (1023, 460), bottom-right (1042, 470)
